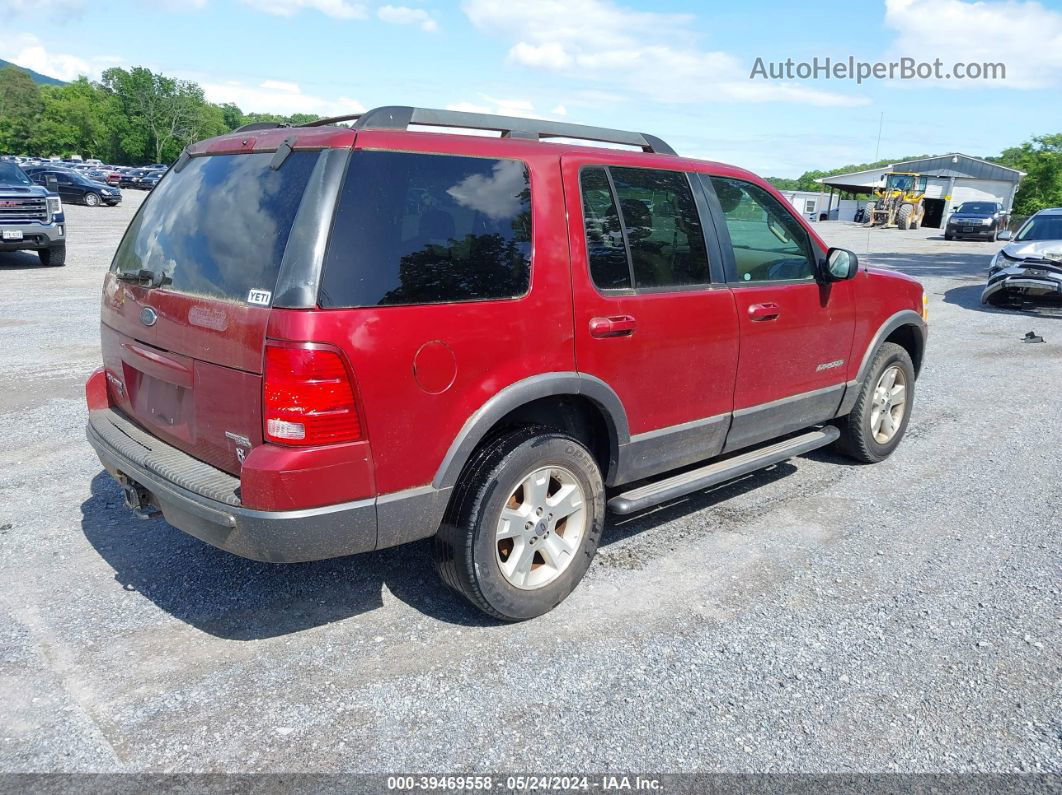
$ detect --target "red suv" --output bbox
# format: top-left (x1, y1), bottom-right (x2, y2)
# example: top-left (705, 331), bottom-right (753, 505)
top-left (85, 106), bottom-right (927, 620)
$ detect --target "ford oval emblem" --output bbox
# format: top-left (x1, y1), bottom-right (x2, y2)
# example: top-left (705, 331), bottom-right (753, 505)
top-left (140, 307), bottom-right (158, 327)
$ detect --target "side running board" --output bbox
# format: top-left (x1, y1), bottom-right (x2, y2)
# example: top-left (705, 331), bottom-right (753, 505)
top-left (607, 426), bottom-right (840, 515)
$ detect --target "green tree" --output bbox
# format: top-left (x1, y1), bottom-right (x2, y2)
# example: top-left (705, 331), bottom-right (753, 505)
top-left (0, 66), bottom-right (43, 154)
top-left (30, 78), bottom-right (116, 159)
top-left (100, 66), bottom-right (218, 164)
top-left (997, 134), bottom-right (1062, 215)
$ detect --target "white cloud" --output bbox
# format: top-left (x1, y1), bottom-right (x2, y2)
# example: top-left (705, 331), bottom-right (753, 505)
top-left (0, 33), bottom-right (107, 81)
top-left (377, 5), bottom-right (438, 32)
top-left (0, 0), bottom-right (84, 17)
top-left (884, 0), bottom-right (1062, 89)
top-left (463, 0), bottom-right (867, 107)
top-left (509, 42), bottom-right (572, 70)
top-left (149, 0), bottom-right (207, 9)
top-left (445, 97), bottom-right (563, 120)
top-left (200, 78), bottom-right (365, 117)
top-left (260, 79), bottom-right (301, 93)
top-left (239, 0), bottom-right (366, 19)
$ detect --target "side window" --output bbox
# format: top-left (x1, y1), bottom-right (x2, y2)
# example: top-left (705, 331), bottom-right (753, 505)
top-left (319, 151), bottom-right (532, 308)
top-left (609, 167), bottom-right (710, 289)
top-left (710, 177), bottom-right (816, 283)
top-left (56, 173), bottom-right (71, 184)
top-left (579, 167), bottom-right (631, 290)
top-left (578, 166), bottom-right (711, 291)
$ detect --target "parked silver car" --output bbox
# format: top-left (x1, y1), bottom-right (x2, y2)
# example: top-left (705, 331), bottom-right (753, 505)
top-left (982, 208), bottom-right (1062, 306)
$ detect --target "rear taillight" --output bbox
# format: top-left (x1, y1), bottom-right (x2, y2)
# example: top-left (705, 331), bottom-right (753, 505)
top-left (263, 345), bottom-right (362, 446)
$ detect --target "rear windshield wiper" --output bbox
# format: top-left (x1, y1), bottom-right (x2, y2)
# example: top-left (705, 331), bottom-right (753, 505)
top-left (115, 269), bottom-right (163, 287)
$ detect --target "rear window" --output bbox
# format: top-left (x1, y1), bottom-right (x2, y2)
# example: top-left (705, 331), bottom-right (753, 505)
top-left (112, 151), bottom-right (320, 303)
top-left (318, 151), bottom-right (532, 308)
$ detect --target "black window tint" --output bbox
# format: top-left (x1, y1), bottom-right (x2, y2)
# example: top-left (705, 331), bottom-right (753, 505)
top-left (112, 151), bottom-right (320, 302)
top-left (579, 167), bottom-right (631, 290)
top-left (610, 167), bottom-right (710, 289)
top-left (710, 176), bottom-right (815, 283)
top-left (319, 152), bottom-right (531, 308)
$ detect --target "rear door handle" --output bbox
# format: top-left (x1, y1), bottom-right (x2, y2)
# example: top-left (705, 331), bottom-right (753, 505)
top-left (748, 302), bottom-right (781, 322)
top-left (589, 315), bottom-right (637, 338)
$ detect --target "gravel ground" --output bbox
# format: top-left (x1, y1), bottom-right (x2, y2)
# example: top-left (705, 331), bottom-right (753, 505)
top-left (0, 191), bottom-right (1059, 775)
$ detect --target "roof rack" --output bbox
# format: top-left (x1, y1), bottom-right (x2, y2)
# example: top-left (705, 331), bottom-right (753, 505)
top-left (233, 121), bottom-right (291, 133)
top-left (299, 105), bottom-right (676, 156)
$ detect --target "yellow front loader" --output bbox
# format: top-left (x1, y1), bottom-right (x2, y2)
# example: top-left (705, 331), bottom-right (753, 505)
top-left (863, 172), bottom-right (928, 230)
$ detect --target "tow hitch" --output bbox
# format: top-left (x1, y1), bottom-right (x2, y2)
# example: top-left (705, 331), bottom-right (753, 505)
top-left (117, 475), bottom-right (161, 520)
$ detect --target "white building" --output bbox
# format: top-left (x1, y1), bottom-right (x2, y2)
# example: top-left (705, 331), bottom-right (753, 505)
top-left (815, 154), bottom-right (1025, 227)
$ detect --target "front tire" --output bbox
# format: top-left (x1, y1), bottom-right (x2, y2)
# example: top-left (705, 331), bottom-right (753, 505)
top-left (38, 243), bottom-right (66, 267)
top-left (897, 203), bottom-right (914, 230)
top-left (835, 342), bottom-right (915, 463)
top-left (433, 427), bottom-right (605, 621)
top-left (84, 192), bottom-right (100, 207)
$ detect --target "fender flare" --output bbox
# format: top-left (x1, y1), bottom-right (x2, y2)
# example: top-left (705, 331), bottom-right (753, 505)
top-left (837, 309), bottom-right (927, 417)
top-left (432, 373), bottom-right (630, 490)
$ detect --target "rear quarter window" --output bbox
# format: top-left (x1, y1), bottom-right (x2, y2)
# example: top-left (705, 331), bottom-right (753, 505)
top-left (318, 151), bottom-right (532, 308)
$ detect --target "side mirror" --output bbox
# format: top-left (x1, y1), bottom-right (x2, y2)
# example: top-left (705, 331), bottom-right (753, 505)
top-left (997, 230), bottom-right (1013, 241)
top-left (822, 247), bottom-right (859, 281)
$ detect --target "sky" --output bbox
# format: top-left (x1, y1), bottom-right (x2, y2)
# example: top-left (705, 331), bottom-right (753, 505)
top-left (2, 0), bottom-right (1061, 177)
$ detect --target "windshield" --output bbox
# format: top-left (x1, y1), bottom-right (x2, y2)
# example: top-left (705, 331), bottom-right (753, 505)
top-left (0, 163), bottom-right (32, 186)
top-left (958, 202), bottom-right (997, 214)
top-left (886, 174), bottom-right (928, 192)
top-left (1014, 215), bottom-right (1062, 242)
top-left (112, 150), bottom-right (321, 302)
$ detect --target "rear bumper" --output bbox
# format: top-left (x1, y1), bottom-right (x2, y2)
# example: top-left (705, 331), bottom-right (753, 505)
top-left (86, 407), bottom-right (379, 562)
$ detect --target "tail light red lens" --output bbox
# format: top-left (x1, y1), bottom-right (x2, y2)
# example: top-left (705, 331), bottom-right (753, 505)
top-left (263, 345), bottom-right (362, 446)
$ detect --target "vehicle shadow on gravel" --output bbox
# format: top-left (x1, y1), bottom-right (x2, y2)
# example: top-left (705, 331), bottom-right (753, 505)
top-left (0, 251), bottom-right (49, 270)
top-left (943, 284), bottom-right (1062, 319)
top-left (82, 456), bottom-right (817, 636)
top-left (80, 472), bottom-right (500, 636)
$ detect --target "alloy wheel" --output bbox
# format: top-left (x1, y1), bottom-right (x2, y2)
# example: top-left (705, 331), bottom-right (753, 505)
top-left (495, 466), bottom-right (587, 590)
top-left (870, 365), bottom-right (907, 444)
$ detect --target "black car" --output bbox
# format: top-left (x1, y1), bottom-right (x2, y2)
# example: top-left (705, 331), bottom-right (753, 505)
top-left (120, 168), bottom-right (151, 188)
top-left (945, 201), bottom-right (1008, 241)
top-left (26, 169), bottom-right (121, 207)
top-left (139, 171), bottom-right (164, 190)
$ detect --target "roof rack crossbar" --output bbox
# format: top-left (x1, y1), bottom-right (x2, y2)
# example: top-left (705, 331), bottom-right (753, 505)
top-left (233, 121), bottom-right (291, 133)
top-left (298, 105), bottom-right (676, 155)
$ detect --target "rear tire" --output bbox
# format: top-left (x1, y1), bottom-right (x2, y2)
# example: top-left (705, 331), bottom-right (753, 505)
top-left (38, 243), bottom-right (66, 267)
top-left (433, 427), bottom-right (605, 621)
top-left (835, 342), bottom-right (915, 464)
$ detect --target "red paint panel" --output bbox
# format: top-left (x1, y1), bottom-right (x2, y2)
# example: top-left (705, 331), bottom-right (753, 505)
top-left (729, 282), bottom-right (856, 409)
top-left (560, 153), bottom-right (740, 435)
top-left (240, 440), bottom-right (375, 511)
top-left (265, 133), bottom-right (574, 495)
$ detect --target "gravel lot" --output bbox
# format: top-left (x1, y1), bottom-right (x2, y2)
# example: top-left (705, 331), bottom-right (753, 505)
top-left (1, 190), bottom-right (1059, 776)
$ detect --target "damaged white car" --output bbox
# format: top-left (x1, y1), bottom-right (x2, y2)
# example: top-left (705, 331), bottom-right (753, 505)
top-left (983, 208), bottom-right (1062, 306)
